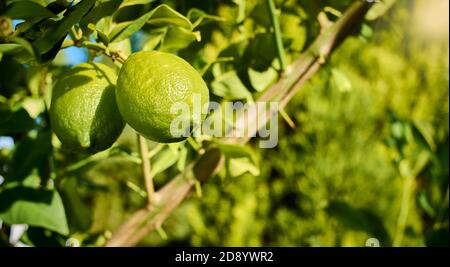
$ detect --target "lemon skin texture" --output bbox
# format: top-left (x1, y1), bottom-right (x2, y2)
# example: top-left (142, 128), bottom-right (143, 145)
top-left (50, 62), bottom-right (125, 153)
top-left (116, 51), bottom-right (209, 143)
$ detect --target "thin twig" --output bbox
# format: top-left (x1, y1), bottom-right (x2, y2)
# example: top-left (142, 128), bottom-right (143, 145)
top-left (63, 33), bottom-right (128, 63)
top-left (137, 134), bottom-right (155, 206)
top-left (279, 108), bottom-right (296, 129)
top-left (267, 0), bottom-right (287, 73)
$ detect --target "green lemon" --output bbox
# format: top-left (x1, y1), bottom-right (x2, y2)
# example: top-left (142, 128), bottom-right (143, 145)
top-left (50, 62), bottom-right (125, 153)
top-left (116, 51), bottom-right (209, 143)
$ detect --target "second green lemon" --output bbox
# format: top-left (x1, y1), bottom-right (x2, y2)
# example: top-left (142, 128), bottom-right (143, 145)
top-left (50, 62), bottom-right (124, 153)
top-left (116, 51), bottom-right (209, 143)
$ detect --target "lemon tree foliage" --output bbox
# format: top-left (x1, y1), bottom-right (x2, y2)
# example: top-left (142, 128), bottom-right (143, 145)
top-left (0, 0), bottom-right (448, 247)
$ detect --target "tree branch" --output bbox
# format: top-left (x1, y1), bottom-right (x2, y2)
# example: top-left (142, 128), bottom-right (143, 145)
top-left (106, 0), bottom-right (375, 247)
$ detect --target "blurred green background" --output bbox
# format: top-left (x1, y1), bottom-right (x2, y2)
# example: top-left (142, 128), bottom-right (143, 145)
top-left (0, 0), bottom-right (448, 247)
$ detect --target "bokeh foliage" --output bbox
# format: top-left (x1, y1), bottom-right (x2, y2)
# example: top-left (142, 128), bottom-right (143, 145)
top-left (0, 0), bottom-right (448, 247)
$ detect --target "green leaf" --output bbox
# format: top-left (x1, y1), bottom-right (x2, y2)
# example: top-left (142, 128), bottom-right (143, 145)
top-left (217, 143), bottom-right (259, 177)
top-left (280, 13), bottom-right (307, 52)
top-left (245, 33), bottom-right (291, 72)
top-left (45, 0), bottom-right (71, 14)
top-left (0, 55), bottom-right (26, 92)
top-left (250, 2), bottom-right (270, 28)
top-left (229, 157), bottom-right (260, 177)
top-left (8, 36), bottom-right (37, 60)
top-left (160, 26), bottom-right (200, 52)
top-left (217, 143), bottom-right (255, 159)
top-left (359, 23), bottom-right (373, 40)
top-left (79, 0), bottom-right (121, 31)
top-left (0, 186), bottom-right (69, 235)
top-left (248, 66), bottom-right (278, 92)
top-left (418, 192), bottom-right (436, 218)
top-left (19, 226), bottom-right (65, 247)
top-left (146, 4), bottom-right (192, 29)
top-left (217, 40), bottom-right (248, 68)
top-left (187, 8), bottom-right (224, 28)
top-left (118, 0), bottom-right (156, 9)
top-left (0, 43), bottom-right (21, 54)
top-left (109, 4), bottom-right (192, 43)
top-left (108, 21), bottom-right (132, 43)
top-left (412, 120), bottom-right (436, 151)
top-left (142, 30), bottom-right (165, 51)
top-left (412, 151), bottom-right (431, 177)
top-left (0, 37), bottom-right (37, 62)
top-left (326, 201), bottom-right (390, 245)
top-left (0, 107), bottom-right (35, 134)
top-left (8, 17), bottom-right (42, 38)
top-left (211, 70), bottom-right (252, 100)
top-left (0, 106), bottom-right (13, 124)
top-left (0, 1), bottom-right (55, 20)
top-left (88, 23), bottom-right (109, 45)
top-left (150, 144), bottom-right (180, 177)
top-left (95, 16), bottom-right (112, 34)
top-left (366, 0), bottom-right (397, 21)
top-left (32, 0), bottom-right (95, 56)
top-left (6, 130), bottom-right (52, 183)
top-left (199, 57), bottom-right (234, 76)
top-left (59, 177), bottom-right (92, 232)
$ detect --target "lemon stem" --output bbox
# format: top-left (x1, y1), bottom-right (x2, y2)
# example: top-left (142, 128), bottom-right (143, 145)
top-left (187, 137), bottom-right (201, 152)
top-left (137, 134), bottom-right (155, 206)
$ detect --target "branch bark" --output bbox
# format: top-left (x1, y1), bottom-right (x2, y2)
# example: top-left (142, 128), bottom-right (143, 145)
top-left (106, 0), bottom-right (375, 247)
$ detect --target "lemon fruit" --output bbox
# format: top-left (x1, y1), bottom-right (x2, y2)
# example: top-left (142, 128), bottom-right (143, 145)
top-left (50, 62), bottom-right (125, 153)
top-left (116, 51), bottom-right (209, 143)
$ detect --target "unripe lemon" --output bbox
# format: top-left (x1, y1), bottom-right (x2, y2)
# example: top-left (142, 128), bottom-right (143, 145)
top-left (116, 51), bottom-right (209, 143)
top-left (50, 63), bottom-right (125, 153)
